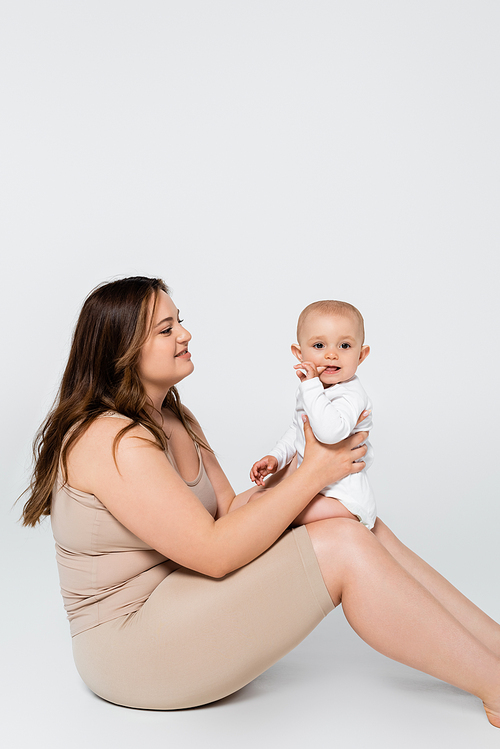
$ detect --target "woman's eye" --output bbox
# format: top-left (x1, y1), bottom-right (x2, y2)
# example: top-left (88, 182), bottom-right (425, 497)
top-left (340, 343), bottom-right (351, 349)
top-left (160, 327), bottom-right (173, 335)
top-left (313, 343), bottom-right (324, 349)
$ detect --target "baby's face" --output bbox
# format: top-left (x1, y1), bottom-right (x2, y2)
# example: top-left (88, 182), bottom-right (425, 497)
top-left (293, 312), bottom-right (369, 387)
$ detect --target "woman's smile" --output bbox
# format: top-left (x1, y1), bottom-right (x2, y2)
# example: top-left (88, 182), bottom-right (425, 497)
top-left (138, 290), bottom-right (194, 404)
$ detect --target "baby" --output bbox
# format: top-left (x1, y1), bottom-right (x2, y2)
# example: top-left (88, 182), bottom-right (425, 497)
top-left (250, 300), bottom-right (376, 529)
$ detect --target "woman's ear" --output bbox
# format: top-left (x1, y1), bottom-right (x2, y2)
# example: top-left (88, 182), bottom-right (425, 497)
top-left (291, 343), bottom-right (303, 362)
top-left (358, 345), bottom-right (370, 365)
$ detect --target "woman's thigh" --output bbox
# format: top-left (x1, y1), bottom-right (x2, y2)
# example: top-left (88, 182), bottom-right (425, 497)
top-left (72, 526), bottom-right (333, 710)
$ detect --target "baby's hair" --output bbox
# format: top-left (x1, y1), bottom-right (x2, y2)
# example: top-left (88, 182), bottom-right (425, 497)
top-left (297, 300), bottom-right (365, 343)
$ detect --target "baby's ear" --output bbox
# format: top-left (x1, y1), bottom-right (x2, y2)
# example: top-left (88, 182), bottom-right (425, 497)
top-left (291, 344), bottom-right (303, 362)
top-left (358, 345), bottom-right (370, 365)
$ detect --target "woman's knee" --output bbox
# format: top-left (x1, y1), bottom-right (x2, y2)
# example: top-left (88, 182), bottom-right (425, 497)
top-left (307, 516), bottom-right (371, 547)
top-left (305, 518), bottom-right (373, 605)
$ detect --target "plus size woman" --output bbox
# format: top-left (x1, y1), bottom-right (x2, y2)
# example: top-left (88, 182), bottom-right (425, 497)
top-left (22, 276), bottom-right (500, 726)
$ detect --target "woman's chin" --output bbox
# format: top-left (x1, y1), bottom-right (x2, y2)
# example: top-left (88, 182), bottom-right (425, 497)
top-left (178, 360), bottom-right (195, 380)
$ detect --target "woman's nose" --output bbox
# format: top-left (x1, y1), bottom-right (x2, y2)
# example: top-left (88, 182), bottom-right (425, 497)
top-left (178, 325), bottom-right (191, 342)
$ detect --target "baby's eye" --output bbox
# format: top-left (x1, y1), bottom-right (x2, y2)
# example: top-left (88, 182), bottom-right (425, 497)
top-left (340, 342), bottom-right (351, 349)
top-left (312, 343), bottom-right (325, 349)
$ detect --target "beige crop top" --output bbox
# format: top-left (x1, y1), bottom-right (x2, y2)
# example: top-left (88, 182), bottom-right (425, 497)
top-left (51, 414), bottom-right (218, 637)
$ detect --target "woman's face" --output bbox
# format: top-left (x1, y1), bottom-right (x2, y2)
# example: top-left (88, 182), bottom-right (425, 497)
top-left (138, 290), bottom-right (193, 398)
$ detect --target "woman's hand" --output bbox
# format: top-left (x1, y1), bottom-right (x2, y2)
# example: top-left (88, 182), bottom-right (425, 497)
top-left (300, 414), bottom-right (368, 488)
top-left (356, 408), bottom-right (371, 427)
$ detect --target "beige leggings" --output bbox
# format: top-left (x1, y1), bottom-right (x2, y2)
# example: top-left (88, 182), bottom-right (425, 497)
top-left (72, 526), bottom-right (334, 709)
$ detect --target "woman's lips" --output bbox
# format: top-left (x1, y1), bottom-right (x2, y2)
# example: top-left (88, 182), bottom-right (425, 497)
top-left (175, 350), bottom-right (191, 359)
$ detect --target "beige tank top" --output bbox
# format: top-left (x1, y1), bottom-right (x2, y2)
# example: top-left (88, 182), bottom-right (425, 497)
top-left (51, 414), bottom-right (218, 637)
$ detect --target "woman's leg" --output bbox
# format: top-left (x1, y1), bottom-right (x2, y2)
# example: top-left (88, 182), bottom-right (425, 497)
top-left (372, 518), bottom-right (500, 656)
top-left (72, 527), bottom-right (333, 710)
top-left (306, 518), bottom-right (500, 727)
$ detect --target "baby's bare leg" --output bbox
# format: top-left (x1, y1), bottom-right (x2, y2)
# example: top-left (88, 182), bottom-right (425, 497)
top-left (293, 494), bottom-right (358, 526)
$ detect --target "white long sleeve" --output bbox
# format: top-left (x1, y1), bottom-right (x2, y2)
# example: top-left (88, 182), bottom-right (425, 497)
top-left (298, 376), bottom-right (372, 444)
top-left (269, 375), bottom-right (373, 470)
top-left (267, 374), bottom-right (376, 530)
top-left (269, 422), bottom-right (297, 471)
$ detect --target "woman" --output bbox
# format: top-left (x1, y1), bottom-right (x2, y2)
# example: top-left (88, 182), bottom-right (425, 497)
top-left (22, 276), bottom-right (500, 725)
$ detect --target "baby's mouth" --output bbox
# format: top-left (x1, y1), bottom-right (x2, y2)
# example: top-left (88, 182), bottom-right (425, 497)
top-left (324, 366), bottom-right (340, 372)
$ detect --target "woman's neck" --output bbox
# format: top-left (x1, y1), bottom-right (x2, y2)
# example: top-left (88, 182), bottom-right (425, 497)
top-left (144, 389), bottom-right (169, 426)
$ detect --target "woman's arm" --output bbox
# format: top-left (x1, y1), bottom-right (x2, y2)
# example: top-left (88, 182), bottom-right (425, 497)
top-left (67, 416), bottom-right (367, 579)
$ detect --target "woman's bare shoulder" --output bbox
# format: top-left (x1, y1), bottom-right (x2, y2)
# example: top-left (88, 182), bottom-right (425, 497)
top-left (78, 414), bottom-right (156, 447)
top-left (66, 415), bottom-right (157, 492)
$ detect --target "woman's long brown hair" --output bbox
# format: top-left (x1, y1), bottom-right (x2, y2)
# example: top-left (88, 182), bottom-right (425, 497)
top-left (21, 276), bottom-right (209, 527)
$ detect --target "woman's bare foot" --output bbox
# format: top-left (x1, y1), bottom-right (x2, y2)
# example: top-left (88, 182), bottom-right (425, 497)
top-left (484, 702), bottom-right (500, 728)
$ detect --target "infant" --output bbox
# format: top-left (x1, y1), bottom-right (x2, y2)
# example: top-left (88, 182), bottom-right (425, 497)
top-left (250, 300), bottom-right (376, 529)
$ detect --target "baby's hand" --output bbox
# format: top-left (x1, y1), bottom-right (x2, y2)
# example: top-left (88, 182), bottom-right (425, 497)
top-left (250, 455), bottom-right (279, 486)
top-left (294, 361), bottom-right (326, 382)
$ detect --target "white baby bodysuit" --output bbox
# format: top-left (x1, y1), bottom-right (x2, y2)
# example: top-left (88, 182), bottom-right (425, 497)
top-left (270, 375), bottom-right (376, 529)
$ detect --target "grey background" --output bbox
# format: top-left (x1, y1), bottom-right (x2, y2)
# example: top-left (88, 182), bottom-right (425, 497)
top-left (2, 1), bottom-right (499, 746)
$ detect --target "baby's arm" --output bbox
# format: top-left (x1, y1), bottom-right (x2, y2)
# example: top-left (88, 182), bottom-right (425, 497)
top-left (250, 422), bottom-right (296, 486)
top-left (299, 378), bottom-right (369, 444)
top-left (250, 455), bottom-right (279, 486)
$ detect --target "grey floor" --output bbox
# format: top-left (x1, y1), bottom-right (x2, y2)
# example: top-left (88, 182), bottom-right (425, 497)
top-left (4, 519), bottom-right (500, 749)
